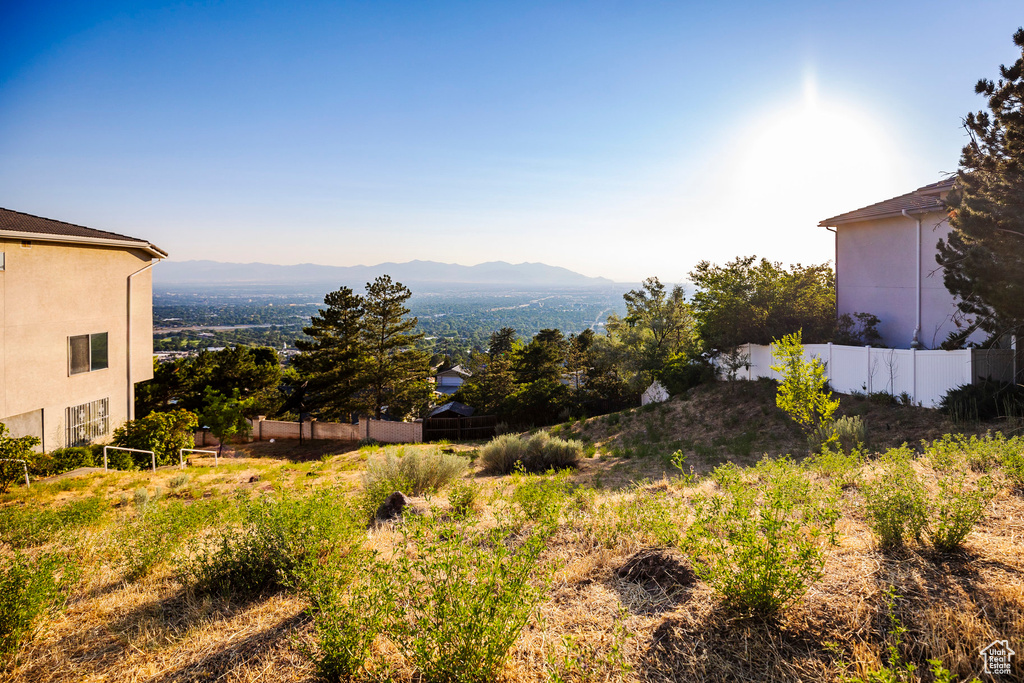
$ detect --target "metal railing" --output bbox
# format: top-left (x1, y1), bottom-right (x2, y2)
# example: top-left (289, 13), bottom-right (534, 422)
top-left (0, 459), bottom-right (29, 488)
top-left (179, 448), bottom-right (219, 468)
top-left (103, 446), bottom-right (157, 474)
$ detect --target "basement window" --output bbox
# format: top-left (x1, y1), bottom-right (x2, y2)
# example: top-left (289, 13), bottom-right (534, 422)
top-left (66, 398), bottom-right (109, 446)
top-left (69, 332), bottom-right (109, 374)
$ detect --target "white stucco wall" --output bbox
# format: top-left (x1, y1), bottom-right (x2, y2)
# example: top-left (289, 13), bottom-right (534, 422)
top-left (835, 210), bottom-right (976, 349)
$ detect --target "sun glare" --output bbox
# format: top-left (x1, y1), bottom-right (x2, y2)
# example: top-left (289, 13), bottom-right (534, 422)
top-left (731, 81), bottom-right (900, 216)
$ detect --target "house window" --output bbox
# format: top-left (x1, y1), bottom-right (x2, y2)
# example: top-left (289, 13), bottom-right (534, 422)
top-left (0, 252), bottom-right (5, 270)
top-left (69, 333), bottom-right (109, 374)
top-left (66, 398), bottom-right (109, 446)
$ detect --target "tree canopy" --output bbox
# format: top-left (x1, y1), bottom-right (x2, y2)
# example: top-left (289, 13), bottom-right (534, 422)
top-left (937, 28), bottom-right (1024, 343)
top-left (688, 256), bottom-right (835, 350)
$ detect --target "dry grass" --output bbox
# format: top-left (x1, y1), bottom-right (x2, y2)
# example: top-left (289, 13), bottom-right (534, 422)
top-left (3, 403), bottom-right (1023, 682)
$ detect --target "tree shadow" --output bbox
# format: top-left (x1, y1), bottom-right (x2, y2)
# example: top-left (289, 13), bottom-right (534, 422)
top-left (640, 604), bottom-right (836, 682)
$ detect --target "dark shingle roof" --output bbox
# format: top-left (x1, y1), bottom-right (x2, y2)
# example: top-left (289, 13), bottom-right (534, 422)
top-left (0, 207), bottom-right (166, 256)
top-left (818, 178), bottom-right (955, 227)
top-left (428, 401), bottom-right (476, 418)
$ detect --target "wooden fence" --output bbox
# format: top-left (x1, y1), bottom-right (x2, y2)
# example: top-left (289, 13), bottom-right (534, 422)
top-left (422, 415), bottom-right (498, 442)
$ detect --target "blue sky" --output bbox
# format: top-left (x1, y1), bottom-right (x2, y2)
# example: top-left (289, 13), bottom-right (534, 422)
top-left (1, 1), bottom-right (1020, 282)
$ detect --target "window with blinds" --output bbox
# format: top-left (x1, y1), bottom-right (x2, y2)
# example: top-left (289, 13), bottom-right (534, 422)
top-left (66, 398), bottom-right (109, 447)
top-left (69, 332), bottom-right (109, 374)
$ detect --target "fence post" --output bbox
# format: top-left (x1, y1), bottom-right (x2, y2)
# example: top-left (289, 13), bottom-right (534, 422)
top-left (911, 348), bottom-right (917, 404)
top-left (827, 342), bottom-right (833, 379)
top-left (866, 345), bottom-right (872, 393)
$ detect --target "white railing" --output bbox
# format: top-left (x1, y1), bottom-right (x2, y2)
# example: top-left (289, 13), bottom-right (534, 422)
top-left (0, 459), bottom-right (30, 488)
top-left (103, 446), bottom-right (157, 474)
top-left (179, 448), bottom-right (219, 468)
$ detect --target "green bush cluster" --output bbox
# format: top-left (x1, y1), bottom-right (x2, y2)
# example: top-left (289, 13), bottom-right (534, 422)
top-left (686, 457), bottom-right (840, 615)
top-left (509, 469), bottom-right (574, 524)
top-left (863, 444), bottom-right (998, 552)
top-left (178, 491), bottom-right (362, 598)
top-left (360, 447), bottom-right (469, 518)
top-left (862, 447), bottom-right (928, 549)
top-left (0, 551), bottom-right (78, 663)
top-left (939, 380), bottom-right (1024, 423)
top-left (116, 499), bottom-right (226, 581)
top-left (479, 432), bottom-right (582, 474)
top-left (300, 514), bottom-right (554, 682)
top-left (808, 415), bottom-right (866, 455)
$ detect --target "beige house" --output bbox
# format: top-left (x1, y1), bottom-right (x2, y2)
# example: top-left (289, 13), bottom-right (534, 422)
top-left (819, 178), bottom-right (980, 349)
top-left (0, 208), bottom-right (166, 450)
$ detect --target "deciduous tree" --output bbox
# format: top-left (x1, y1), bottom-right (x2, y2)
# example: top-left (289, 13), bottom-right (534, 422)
top-left (689, 256), bottom-right (835, 350)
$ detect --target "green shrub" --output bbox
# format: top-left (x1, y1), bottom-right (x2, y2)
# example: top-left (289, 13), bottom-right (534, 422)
top-left (112, 409), bottom-right (198, 468)
top-left (0, 551), bottom-right (78, 663)
top-left (862, 447), bottom-right (928, 549)
top-left (807, 447), bottom-right (863, 488)
top-left (0, 497), bottom-right (107, 548)
top-left (360, 447), bottom-right (469, 518)
top-left (1004, 449), bottom-right (1024, 492)
top-left (479, 432), bottom-right (582, 474)
top-left (447, 479), bottom-right (480, 518)
top-left (387, 516), bottom-right (553, 682)
top-left (168, 473), bottom-right (189, 490)
top-left (686, 457), bottom-right (839, 615)
top-left (588, 486), bottom-right (683, 550)
top-left (116, 499), bottom-right (226, 581)
top-left (509, 470), bottom-right (574, 523)
top-left (49, 447), bottom-right (96, 472)
top-left (0, 424), bottom-right (39, 494)
top-left (133, 487), bottom-right (151, 507)
top-left (939, 380), bottom-right (1024, 422)
top-left (925, 444), bottom-right (998, 552)
top-left (808, 415), bottom-right (866, 454)
top-left (298, 549), bottom-right (390, 680)
top-left (179, 491), bottom-right (361, 598)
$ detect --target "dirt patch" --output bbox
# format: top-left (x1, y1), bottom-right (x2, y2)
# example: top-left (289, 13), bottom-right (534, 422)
top-left (617, 548), bottom-right (697, 591)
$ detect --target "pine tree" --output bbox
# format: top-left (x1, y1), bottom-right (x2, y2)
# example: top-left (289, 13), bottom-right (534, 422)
top-left (292, 286), bottom-right (366, 419)
top-left (938, 28), bottom-right (1024, 345)
top-left (361, 275), bottom-right (429, 419)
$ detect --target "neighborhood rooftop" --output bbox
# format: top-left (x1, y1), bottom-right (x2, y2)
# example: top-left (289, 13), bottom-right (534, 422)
top-left (818, 177), bottom-right (955, 227)
top-left (0, 207), bottom-right (167, 257)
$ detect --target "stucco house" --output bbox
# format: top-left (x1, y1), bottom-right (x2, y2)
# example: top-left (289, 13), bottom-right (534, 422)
top-left (0, 208), bottom-right (166, 450)
top-left (819, 178), bottom-right (980, 350)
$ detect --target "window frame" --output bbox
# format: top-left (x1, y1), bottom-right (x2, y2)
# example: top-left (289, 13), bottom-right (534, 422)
top-left (68, 332), bottom-right (109, 375)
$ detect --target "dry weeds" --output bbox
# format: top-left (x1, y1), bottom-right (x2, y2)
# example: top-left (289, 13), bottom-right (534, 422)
top-left (2, 401), bottom-right (1022, 682)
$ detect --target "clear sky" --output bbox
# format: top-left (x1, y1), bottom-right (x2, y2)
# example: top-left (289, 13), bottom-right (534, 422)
top-left (1, 1), bottom-right (1020, 283)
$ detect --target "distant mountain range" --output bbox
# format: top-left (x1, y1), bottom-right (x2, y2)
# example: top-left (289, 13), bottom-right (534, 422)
top-left (154, 259), bottom-right (618, 288)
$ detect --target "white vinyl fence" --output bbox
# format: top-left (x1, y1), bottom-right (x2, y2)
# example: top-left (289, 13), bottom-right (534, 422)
top-left (736, 343), bottom-right (1015, 408)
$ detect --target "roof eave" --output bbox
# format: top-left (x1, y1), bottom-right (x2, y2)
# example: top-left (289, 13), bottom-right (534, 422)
top-left (0, 230), bottom-right (168, 258)
top-left (818, 205), bottom-right (947, 228)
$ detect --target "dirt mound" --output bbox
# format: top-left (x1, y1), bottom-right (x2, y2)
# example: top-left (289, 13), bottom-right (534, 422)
top-left (617, 548), bottom-right (696, 591)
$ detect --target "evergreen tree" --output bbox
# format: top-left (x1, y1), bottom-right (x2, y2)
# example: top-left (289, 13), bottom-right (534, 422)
top-left (361, 275), bottom-right (430, 419)
top-left (292, 286), bottom-right (366, 419)
top-left (937, 28), bottom-right (1024, 346)
top-left (488, 327), bottom-right (518, 357)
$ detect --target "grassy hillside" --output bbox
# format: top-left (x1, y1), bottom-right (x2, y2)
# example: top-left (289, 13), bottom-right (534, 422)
top-left (1, 386), bottom-right (1021, 682)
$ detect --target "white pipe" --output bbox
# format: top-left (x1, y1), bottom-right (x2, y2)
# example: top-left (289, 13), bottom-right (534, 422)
top-left (902, 209), bottom-right (923, 349)
top-left (127, 259), bottom-right (161, 421)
